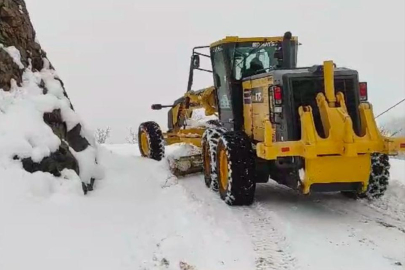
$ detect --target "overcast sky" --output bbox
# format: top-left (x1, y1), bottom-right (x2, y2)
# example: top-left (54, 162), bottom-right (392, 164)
top-left (25, 0), bottom-right (404, 142)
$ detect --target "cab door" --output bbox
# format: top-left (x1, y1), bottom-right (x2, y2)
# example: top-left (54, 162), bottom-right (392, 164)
top-left (211, 46), bottom-right (234, 130)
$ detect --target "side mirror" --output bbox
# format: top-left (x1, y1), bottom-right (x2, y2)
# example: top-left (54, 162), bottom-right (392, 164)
top-left (192, 55), bottom-right (200, 69)
top-left (274, 46), bottom-right (283, 60)
top-left (214, 73), bottom-right (221, 88)
top-left (151, 104), bottom-right (163, 110)
top-left (274, 48), bottom-right (283, 68)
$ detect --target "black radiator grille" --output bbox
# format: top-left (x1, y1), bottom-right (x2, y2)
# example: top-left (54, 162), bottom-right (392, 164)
top-left (289, 77), bottom-right (361, 140)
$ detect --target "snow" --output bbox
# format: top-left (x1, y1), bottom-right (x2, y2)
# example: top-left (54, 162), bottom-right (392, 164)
top-left (165, 143), bottom-right (202, 174)
top-left (0, 145), bottom-right (256, 270)
top-left (0, 45), bottom-right (25, 69)
top-left (390, 158), bottom-right (405, 186)
top-left (1, 142), bottom-right (404, 269)
top-left (70, 144), bottom-right (103, 184)
top-left (166, 143), bottom-right (201, 160)
top-left (180, 152), bottom-right (405, 270)
top-left (0, 76), bottom-right (61, 161)
top-left (0, 46), bottom-right (100, 184)
top-left (185, 108), bottom-right (218, 128)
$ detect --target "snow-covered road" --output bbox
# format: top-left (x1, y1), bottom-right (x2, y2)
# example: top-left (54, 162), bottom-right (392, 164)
top-left (182, 161), bottom-right (405, 270)
top-left (1, 144), bottom-right (404, 270)
top-left (107, 144), bottom-right (405, 270)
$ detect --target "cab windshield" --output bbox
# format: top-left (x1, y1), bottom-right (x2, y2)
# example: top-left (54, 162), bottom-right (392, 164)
top-left (230, 42), bottom-right (281, 80)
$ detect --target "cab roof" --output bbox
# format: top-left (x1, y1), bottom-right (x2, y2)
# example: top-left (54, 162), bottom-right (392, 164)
top-left (209, 36), bottom-right (298, 48)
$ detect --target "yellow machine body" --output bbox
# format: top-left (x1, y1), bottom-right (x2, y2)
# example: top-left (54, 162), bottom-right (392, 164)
top-left (242, 61), bottom-right (405, 194)
top-left (163, 86), bottom-right (217, 148)
top-left (143, 33), bottom-right (405, 194)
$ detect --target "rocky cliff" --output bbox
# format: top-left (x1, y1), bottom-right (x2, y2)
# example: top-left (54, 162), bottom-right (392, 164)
top-left (0, 0), bottom-right (101, 193)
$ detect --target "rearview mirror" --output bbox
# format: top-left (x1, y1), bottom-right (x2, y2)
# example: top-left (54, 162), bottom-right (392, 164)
top-left (151, 104), bottom-right (163, 110)
top-left (192, 55), bottom-right (200, 69)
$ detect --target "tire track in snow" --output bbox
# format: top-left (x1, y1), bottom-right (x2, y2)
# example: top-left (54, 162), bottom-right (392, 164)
top-left (177, 159), bottom-right (405, 270)
top-left (179, 176), bottom-right (297, 270)
top-left (319, 181), bottom-right (405, 233)
top-left (367, 182), bottom-right (405, 224)
top-left (237, 203), bottom-right (297, 270)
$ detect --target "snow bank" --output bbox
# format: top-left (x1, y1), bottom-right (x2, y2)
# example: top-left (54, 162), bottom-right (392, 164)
top-left (0, 145), bottom-right (256, 270)
top-left (0, 45), bottom-right (101, 194)
top-left (0, 158), bottom-right (83, 200)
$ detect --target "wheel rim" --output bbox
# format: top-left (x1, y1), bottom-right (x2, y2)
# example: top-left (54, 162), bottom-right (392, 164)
top-left (219, 147), bottom-right (229, 190)
top-left (203, 144), bottom-right (211, 177)
top-left (140, 130), bottom-right (150, 156)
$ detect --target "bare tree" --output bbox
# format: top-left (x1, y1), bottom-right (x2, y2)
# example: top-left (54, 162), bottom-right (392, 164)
top-left (95, 127), bottom-right (111, 144)
top-left (379, 126), bottom-right (392, 137)
top-left (125, 127), bottom-right (138, 144)
top-left (381, 116), bottom-right (405, 137)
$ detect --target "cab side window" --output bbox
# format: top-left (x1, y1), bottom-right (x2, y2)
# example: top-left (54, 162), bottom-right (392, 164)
top-left (213, 50), bottom-right (231, 109)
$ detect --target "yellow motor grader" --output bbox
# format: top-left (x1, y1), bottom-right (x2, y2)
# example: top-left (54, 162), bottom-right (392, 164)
top-left (138, 32), bottom-right (405, 205)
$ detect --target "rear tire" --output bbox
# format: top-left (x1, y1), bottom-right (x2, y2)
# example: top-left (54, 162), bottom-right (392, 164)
top-left (202, 127), bottom-right (226, 191)
top-left (217, 131), bottom-right (256, 206)
top-left (138, 121), bottom-right (165, 161)
top-left (359, 153), bottom-right (390, 199)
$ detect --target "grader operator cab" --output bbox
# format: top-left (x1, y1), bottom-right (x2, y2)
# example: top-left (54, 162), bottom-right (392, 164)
top-left (138, 32), bottom-right (405, 206)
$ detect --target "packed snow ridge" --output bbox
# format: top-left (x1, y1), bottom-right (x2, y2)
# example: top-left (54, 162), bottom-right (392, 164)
top-left (0, 44), bottom-right (102, 197)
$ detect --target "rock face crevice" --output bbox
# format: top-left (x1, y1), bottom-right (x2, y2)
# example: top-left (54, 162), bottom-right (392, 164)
top-left (0, 0), bottom-right (46, 65)
top-left (0, 0), bottom-right (98, 192)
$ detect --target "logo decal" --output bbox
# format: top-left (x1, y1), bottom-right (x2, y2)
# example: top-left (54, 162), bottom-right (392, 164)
top-left (251, 88), bottom-right (264, 103)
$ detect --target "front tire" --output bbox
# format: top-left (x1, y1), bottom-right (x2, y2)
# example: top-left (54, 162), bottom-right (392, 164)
top-left (217, 132), bottom-right (256, 206)
top-left (138, 121), bottom-right (165, 161)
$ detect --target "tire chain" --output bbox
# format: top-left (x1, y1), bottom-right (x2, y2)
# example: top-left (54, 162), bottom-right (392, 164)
top-left (219, 132), bottom-right (256, 206)
top-left (361, 153), bottom-right (390, 199)
top-left (202, 127), bottom-right (226, 191)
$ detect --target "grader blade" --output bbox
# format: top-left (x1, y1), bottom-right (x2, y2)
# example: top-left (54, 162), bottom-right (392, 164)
top-left (168, 154), bottom-right (203, 177)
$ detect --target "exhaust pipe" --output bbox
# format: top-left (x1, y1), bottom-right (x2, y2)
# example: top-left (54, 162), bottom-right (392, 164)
top-left (282, 31), bottom-right (297, 69)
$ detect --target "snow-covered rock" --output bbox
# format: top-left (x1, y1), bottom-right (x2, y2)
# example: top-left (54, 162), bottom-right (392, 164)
top-left (1, 44), bottom-right (102, 192)
top-left (0, 0), bottom-right (103, 192)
